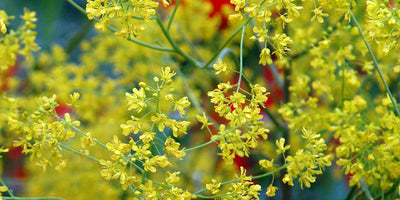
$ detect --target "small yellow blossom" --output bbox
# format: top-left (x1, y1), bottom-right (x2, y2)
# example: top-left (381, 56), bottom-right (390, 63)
top-left (0, 20), bottom-right (6, 33)
top-left (164, 137), bottom-right (186, 159)
top-left (0, 185), bottom-right (8, 198)
top-left (266, 184), bottom-right (278, 197)
top-left (394, 65), bottom-right (400, 73)
top-left (311, 8), bottom-right (328, 23)
top-left (213, 58), bottom-right (228, 74)
top-left (55, 159), bottom-right (68, 171)
top-left (196, 112), bottom-right (213, 129)
top-left (80, 132), bottom-right (95, 148)
top-left (259, 48), bottom-right (272, 65)
top-left (161, 0), bottom-right (170, 7)
top-left (174, 97), bottom-right (191, 116)
top-left (139, 132), bottom-right (156, 144)
top-left (276, 138), bottom-right (290, 154)
top-left (259, 159), bottom-right (274, 169)
top-left (161, 66), bottom-right (176, 84)
top-left (120, 116), bottom-right (142, 136)
top-left (166, 172), bottom-right (180, 186)
top-left (0, 10), bottom-right (13, 33)
top-left (206, 179), bottom-right (221, 194)
top-left (67, 92), bottom-right (80, 107)
top-left (126, 88), bottom-right (146, 113)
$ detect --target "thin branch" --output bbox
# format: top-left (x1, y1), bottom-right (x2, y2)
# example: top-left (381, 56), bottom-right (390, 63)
top-left (64, 0), bottom-right (174, 52)
top-left (350, 10), bottom-right (400, 117)
top-left (155, 15), bottom-right (203, 68)
top-left (0, 178), bottom-right (14, 197)
top-left (184, 127), bottom-right (238, 152)
top-left (236, 26), bottom-right (246, 93)
top-left (203, 1), bottom-right (276, 68)
top-left (59, 143), bottom-right (100, 163)
top-left (166, 0), bottom-right (182, 31)
top-left (193, 164), bottom-right (288, 196)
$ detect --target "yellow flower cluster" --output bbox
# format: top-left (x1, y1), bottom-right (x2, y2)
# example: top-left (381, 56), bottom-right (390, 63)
top-left (229, 0), bottom-right (301, 65)
top-left (283, 128), bottom-right (332, 189)
top-left (97, 66), bottom-right (192, 196)
top-left (331, 95), bottom-right (400, 191)
top-left (3, 0), bottom-right (400, 199)
top-left (208, 81), bottom-right (269, 163)
top-left (364, 0), bottom-right (400, 55)
top-left (86, 0), bottom-right (161, 37)
top-left (224, 167), bottom-right (262, 199)
top-left (12, 95), bottom-right (78, 172)
top-left (0, 8), bottom-right (39, 73)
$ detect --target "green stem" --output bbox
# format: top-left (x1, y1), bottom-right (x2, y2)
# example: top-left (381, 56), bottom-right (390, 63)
top-left (65, 0), bottom-right (85, 14)
top-left (203, 1), bottom-right (276, 68)
top-left (166, 0), bottom-right (182, 31)
top-left (184, 127), bottom-right (238, 152)
top-left (374, 176), bottom-right (400, 200)
top-left (204, 18), bottom-right (252, 69)
top-left (237, 65), bottom-right (287, 133)
top-left (54, 114), bottom-right (107, 149)
top-left (344, 186), bottom-right (357, 200)
top-left (0, 178), bottom-right (14, 197)
top-left (175, 69), bottom-right (219, 126)
top-left (194, 164), bottom-right (288, 196)
top-left (65, 21), bottom-right (92, 53)
top-left (59, 143), bottom-right (100, 162)
top-left (236, 26), bottom-right (246, 93)
top-left (195, 193), bottom-right (232, 199)
top-left (155, 15), bottom-right (202, 68)
top-left (64, 0), bottom-right (174, 52)
top-left (350, 10), bottom-right (400, 117)
top-left (252, 164), bottom-right (288, 179)
top-left (341, 63), bottom-right (345, 107)
top-left (54, 114), bottom-right (145, 174)
top-left (262, 106), bottom-right (287, 133)
top-left (107, 26), bottom-right (174, 52)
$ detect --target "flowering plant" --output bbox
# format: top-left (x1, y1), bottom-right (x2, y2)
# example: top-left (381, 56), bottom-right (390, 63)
top-left (1, 0), bottom-right (400, 199)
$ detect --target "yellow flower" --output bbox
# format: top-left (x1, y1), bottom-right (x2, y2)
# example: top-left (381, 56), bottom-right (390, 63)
top-left (394, 65), bottom-right (400, 73)
top-left (67, 92), bottom-right (80, 107)
top-left (0, 185), bottom-right (8, 199)
top-left (259, 48), bottom-right (272, 65)
top-left (161, 0), bottom-right (170, 7)
top-left (276, 138), bottom-right (290, 154)
top-left (0, 19), bottom-right (6, 33)
top-left (166, 172), bottom-right (180, 186)
top-left (259, 159), bottom-right (274, 169)
top-left (266, 184), bottom-right (278, 197)
top-left (174, 97), bottom-right (191, 116)
top-left (282, 174), bottom-right (294, 186)
top-left (161, 66), bottom-right (176, 84)
top-left (311, 8), bottom-right (328, 23)
top-left (206, 179), bottom-right (221, 194)
top-left (120, 116), bottom-right (142, 136)
top-left (196, 112), bottom-right (213, 129)
top-left (0, 186), bottom-right (8, 192)
top-left (231, 0), bottom-right (245, 11)
top-left (126, 88), bottom-right (146, 113)
top-left (0, 10), bottom-right (13, 33)
top-left (139, 132), bottom-right (156, 144)
top-left (80, 132), bottom-right (95, 148)
top-left (213, 58), bottom-right (228, 74)
top-left (164, 137), bottom-right (186, 159)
